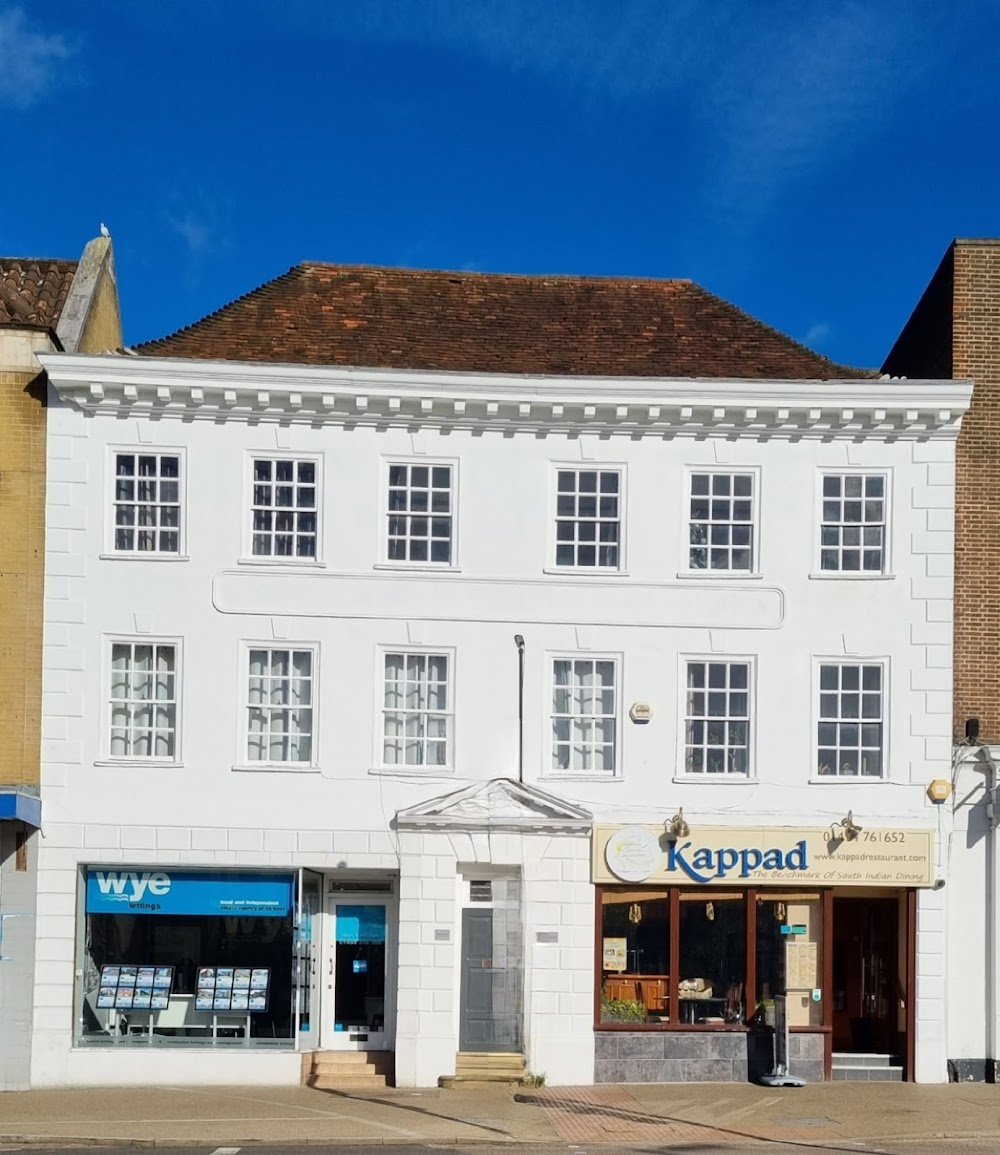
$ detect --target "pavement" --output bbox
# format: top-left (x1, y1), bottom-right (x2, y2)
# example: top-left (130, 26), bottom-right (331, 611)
top-left (0, 1080), bottom-right (999, 1148)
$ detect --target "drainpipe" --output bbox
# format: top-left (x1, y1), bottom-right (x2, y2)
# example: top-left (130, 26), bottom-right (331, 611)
top-left (514, 635), bottom-right (525, 784)
top-left (985, 750), bottom-right (1000, 1082)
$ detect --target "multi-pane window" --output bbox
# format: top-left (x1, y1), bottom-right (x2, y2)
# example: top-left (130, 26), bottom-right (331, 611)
top-left (689, 473), bottom-right (754, 571)
top-left (387, 464), bottom-right (453, 564)
top-left (817, 663), bottom-right (883, 777)
top-left (382, 653), bottom-right (451, 767)
top-left (247, 649), bottom-right (313, 764)
top-left (551, 658), bottom-right (617, 773)
top-left (110, 643), bottom-right (177, 759)
top-left (820, 474), bottom-right (885, 573)
top-left (113, 453), bottom-right (180, 553)
top-left (251, 459), bottom-right (318, 559)
top-left (555, 469), bottom-right (621, 568)
top-left (381, 651), bottom-right (450, 766)
top-left (683, 661), bottom-right (750, 775)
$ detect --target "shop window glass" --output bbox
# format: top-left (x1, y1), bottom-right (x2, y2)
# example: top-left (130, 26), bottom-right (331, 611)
top-left (678, 893), bottom-right (745, 1024)
top-left (599, 889), bottom-right (670, 1024)
top-left (78, 868), bottom-right (296, 1047)
top-left (755, 894), bottom-right (823, 1028)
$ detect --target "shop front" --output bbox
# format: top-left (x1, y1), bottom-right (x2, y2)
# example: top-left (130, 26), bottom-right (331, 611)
top-left (592, 823), bottom-right (935, 1083)
top-left (76, 866), bottom-right (396, 1059)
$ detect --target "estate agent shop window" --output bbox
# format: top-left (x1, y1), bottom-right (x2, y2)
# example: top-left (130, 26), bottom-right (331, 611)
top-left (598, 888), bottom-right (822, 1029)
top-left (78, 868), bottom-right (297, 1046)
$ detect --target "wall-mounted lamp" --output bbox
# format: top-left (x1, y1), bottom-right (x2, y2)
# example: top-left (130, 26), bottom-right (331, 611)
top-left (839, 810), bottom-right (862, 841)
top-left (667, 808), bottom-right (690, 839)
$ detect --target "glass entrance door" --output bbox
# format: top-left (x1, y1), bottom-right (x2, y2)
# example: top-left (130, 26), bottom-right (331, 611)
top-left (322, 898), bottom-right (389, 1050)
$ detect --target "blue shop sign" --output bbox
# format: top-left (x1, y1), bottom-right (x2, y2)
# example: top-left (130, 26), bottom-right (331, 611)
top-left (86, 869), bottom-right (294, 916)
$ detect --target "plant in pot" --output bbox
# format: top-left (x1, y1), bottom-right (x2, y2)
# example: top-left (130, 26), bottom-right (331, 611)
top-left (601, 995), bottom-right (646, 1023)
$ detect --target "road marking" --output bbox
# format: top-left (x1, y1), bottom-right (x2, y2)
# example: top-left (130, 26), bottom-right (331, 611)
top-left (212, 1148), bottom-right (242, 1154)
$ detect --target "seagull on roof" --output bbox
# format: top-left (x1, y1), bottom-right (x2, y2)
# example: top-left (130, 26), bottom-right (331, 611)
top-left (100, 222), bottom-right (110, 237)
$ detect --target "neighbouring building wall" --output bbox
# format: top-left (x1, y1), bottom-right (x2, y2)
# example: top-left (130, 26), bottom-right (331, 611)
top-left (0, 821), bottom-right (37, 1090)
top-left (885, 239), bottom-right (1000, 744)
top-left (0, 330), bottom-right (54, 794)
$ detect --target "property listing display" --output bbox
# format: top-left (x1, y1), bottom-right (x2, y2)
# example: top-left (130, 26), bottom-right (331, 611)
top-left (96, 965), bottom-right (174, 1011)
top-left (195, 967), bottom-right (270, 1013)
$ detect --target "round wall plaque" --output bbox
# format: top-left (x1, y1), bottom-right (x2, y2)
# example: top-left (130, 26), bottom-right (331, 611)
top-left (604, 825), bottom-right (662, 882)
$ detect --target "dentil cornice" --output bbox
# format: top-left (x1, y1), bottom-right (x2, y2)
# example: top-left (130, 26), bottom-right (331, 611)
top-left (38, 353), bottom-right (974, 440)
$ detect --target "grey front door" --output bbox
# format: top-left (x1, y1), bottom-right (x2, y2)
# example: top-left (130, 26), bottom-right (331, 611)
top-left (459, 908), bottom-right (519, 1052)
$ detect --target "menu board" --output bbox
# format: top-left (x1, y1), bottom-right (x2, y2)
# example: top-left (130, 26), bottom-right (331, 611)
top-left (96, 965), bottom-right (174, 1011)
top-left (195, 966), bottom-right (269, 1013)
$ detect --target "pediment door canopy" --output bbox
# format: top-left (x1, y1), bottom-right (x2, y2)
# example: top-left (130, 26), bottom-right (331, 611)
top-left (395, 777), bottom-right (591, 833)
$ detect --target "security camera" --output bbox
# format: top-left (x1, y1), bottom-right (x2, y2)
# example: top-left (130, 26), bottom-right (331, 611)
top-left (933, 878), bottom-right (946, 891)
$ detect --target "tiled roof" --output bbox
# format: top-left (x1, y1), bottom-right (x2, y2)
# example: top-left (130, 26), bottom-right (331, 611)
top-left (0, 258), bottom-right (78, 329)
top-left (138, 263), bottom-right (870, 380)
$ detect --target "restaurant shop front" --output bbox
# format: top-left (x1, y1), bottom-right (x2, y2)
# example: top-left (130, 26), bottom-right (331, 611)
top-left (592, 823), bottom-right (937, 1083)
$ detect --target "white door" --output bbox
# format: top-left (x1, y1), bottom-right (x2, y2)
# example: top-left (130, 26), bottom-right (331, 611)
top-left (321, 896), bottom-right (392, 1050)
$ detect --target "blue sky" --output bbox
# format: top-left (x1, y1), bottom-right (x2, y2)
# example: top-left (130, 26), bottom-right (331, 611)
top-left (3, 1), bottom-right (999, 367)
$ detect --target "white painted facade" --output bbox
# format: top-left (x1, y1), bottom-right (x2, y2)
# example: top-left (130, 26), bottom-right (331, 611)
top-left (32, 353), bottom-right (972, 1087)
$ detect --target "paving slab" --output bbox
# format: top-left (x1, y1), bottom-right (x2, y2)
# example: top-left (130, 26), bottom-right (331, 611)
top-left (0, 1081), bottom-right (998, 1147)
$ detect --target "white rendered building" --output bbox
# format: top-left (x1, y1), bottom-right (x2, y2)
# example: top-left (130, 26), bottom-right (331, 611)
top-left (30, 272), bottom-right (972, 1088)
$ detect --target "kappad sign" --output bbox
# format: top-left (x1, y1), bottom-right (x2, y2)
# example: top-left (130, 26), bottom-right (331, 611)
top-left (593, 824), bottom-right (936, 888)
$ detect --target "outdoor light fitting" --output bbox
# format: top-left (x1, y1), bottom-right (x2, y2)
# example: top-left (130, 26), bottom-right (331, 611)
top-left (839, 810), bottom-right (862, 841)
top-left (667, 808), bottom-right (690, 839)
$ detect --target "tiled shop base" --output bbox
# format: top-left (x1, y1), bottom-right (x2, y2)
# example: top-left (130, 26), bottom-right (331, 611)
top-left (594, 1030), bottom-right (825, 1083)
top-left (523, 1086), bottom-right (839, 1145)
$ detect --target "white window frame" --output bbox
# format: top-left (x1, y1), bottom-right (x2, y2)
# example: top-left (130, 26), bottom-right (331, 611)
top-left (548, 464), bottom-right (627, 574)
top-left (813, 469), bottom-right (891, 578)
top-left (377, 456), bottom-right (460, 571)
top-left (682, 467), bottom-right (761, 576)
top-left (675, 654), bottom-right (756, 780)
top-left (812, 657), bottom-right (888, 782)
top-left (242, 452), bottom-right (323, 564)
top-left (105, 447), bottom-right (186, 558)
top-left (99, 636), bottom-right (182, 766)
top-left (236, 642), bottom-right (319, 770)
top-left (374, 647), bottom-right (455, 773)
top-left (545, 652), bottom-right (621, 778)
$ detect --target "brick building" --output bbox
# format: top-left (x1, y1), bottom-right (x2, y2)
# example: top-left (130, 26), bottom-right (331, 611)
top-left (0, 236), bottom-right (121, 1089)
top-left (884, 238), bottom-right (1000, 1081)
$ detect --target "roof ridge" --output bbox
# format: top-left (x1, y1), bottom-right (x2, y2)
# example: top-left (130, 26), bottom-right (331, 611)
top-left (0, 256), bottom-right (78, 267)
top-left (299, 260), bottom-right (693, 286)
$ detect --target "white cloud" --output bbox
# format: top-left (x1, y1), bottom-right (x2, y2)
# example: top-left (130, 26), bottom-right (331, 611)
top-left (329, 0), bottom-right (952, 222)
top-left (803, 322), bottom-right (831, 348)
top-left (0, 6), bottom-right (72, 109)
top-left (166, 212), bottom-right (213, 256)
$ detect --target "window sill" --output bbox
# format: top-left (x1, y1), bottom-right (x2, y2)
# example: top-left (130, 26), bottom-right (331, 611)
top-left (231, 763), bottom-right (321, 774)
top-left (99, 553), bottom-right (190, 562)
top-left (675, 572), bottom-right (763, 581)
top-left (542, 567), bottom-right (631, 578)
top-left (808, 775), bottom-right (886, 785)
top-left (671, 774), bottom-right (755, 785)
top-left (237, 557), bottom-right (327, 569)
top-left (93, 759), bottom-right (184, 768)
top-left (372, 562), bottom-right (462, 574)
top-left (808, 572), bottom-right (895, 581)
top-left (541, 773), bottom-right (623, 783)
top-left (368, 766), bottom-right (455, 778)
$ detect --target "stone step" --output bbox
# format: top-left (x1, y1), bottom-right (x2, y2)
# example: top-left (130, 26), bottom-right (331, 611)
top-left (439, 1073), bottom-right (525, 1088)
top-left (832, 1052), bottom-right (903, 1069)
top-left (307, 1072), bottom-right (390, 1089)
top-left (455, 1052), bottom-right (525, 1071)
top-left (311, 1056), bottom-right (394, 1075)
top-left (831, 1064), bottom-right (903, 1082)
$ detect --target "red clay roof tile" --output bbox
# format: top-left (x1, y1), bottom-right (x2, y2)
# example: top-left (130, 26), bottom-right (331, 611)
top-left (0, 258), bottom-right (78, 329)
top-left (137, 263), bottom-right (870, 379)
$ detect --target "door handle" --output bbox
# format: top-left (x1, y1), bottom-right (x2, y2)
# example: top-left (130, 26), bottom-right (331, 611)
top-left (328, 958), bottom-right (333, 976)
